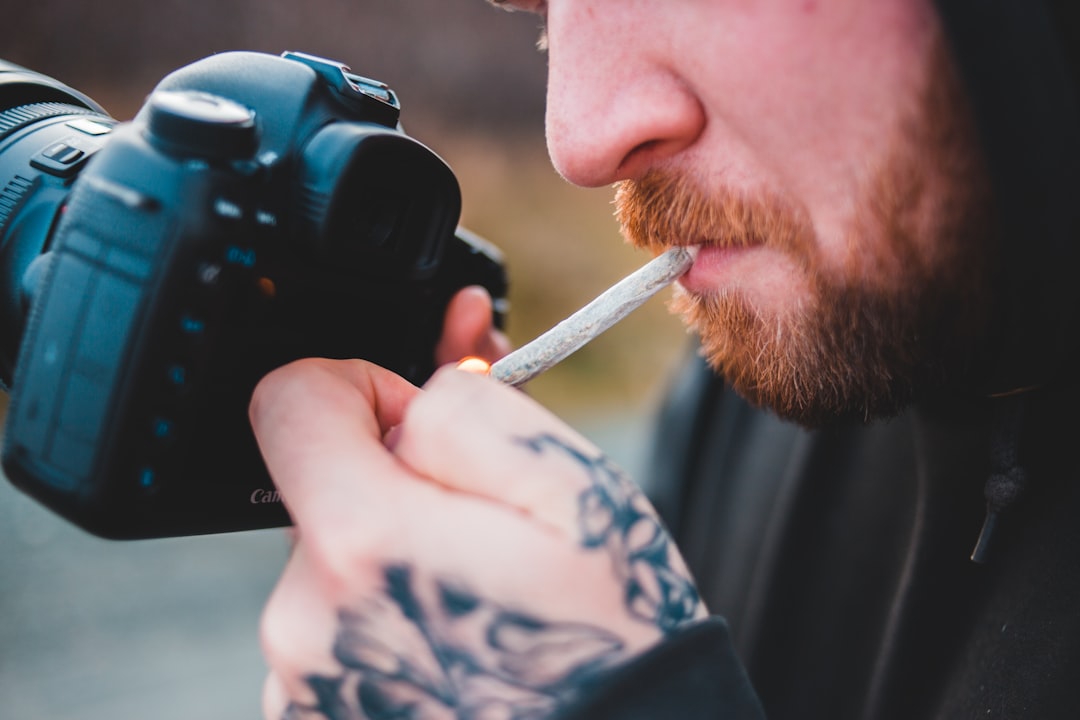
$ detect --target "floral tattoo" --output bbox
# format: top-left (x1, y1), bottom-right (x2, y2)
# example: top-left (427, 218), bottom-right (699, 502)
top-left (517, 433), bottom-right (701, 633)
top-left (287, 433), bottom-right (700, 719)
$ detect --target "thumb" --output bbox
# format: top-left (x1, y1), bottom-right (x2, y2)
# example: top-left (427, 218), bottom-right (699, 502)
top-left (248, 358), bottom-right (420, 542)
top-left (436, 285), bottom-right (512, 366)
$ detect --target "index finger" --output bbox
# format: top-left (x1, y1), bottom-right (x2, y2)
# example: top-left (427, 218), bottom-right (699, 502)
top-left (248, 358), bottom-right (420, 538)
top-left (392, 367), bottom-right (632, 539)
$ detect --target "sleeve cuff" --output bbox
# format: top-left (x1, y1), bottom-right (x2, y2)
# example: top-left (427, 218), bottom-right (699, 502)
top-left (554, 617), bottom-right (764, 720)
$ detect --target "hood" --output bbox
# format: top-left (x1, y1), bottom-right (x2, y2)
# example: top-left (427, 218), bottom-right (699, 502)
top-left (934, 0), bottom-right (1080, 394)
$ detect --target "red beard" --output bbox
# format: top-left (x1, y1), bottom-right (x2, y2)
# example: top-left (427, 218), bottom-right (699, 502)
top-left (613, 42), bottom-right (994, 427)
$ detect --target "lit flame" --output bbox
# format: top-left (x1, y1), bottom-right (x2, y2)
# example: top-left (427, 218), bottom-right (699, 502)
top-left (456, 356), bottom-right (492, 375)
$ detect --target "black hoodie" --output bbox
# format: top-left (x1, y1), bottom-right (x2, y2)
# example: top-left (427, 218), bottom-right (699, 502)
top-left (555, 1), bottom-right (1080, 718)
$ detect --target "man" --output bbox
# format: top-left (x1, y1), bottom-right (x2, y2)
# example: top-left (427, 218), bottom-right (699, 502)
top-left (253, 1), bottom-right (1080, 718)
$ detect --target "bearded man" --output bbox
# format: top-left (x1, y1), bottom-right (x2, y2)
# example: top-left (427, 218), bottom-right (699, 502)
top-left (252, 1), bottom-right (1080, 718)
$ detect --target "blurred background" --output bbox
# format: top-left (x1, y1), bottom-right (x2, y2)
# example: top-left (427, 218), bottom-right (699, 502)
top-left (0, 1), bottom-right (692, 718)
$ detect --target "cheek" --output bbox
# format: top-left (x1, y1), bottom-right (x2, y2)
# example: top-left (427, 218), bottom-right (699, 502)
top-left (683, 1), bottom-right (940, 220)
top-left (810, 231), bottom-right (907, 291)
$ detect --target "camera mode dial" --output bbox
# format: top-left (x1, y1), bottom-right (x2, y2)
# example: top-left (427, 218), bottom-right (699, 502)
top-left (145, 90), bottom-right (257, 161)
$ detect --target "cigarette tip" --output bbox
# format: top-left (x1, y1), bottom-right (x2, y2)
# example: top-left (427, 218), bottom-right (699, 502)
top-left (456, 356), bottom-right (493, 375)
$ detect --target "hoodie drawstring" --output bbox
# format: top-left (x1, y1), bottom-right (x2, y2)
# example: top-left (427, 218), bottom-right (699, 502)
top-left (970, 392), bottom-right (1030, 564)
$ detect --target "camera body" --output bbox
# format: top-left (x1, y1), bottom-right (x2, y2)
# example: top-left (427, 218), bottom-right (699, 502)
top-left (0, 51), bottom-right (507, 539)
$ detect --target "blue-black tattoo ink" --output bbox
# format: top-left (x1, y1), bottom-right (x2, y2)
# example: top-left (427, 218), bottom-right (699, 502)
top-left (288, 433), bottom-right (699, 719)
top-left (289, 565), bottom-right (624, 720)
top-left (517, 433), bottom-right (701, 633)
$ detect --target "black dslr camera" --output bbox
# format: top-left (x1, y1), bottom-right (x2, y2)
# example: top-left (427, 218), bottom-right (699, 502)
top-left (0, 51), bottom-right (507, 539)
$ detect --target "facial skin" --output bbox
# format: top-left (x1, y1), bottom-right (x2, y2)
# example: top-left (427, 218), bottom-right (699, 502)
top-left (496, 0), bottom-right (995, 426)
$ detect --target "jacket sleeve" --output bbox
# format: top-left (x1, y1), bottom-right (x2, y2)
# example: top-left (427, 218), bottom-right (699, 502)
top-left (554, 617), bottom-right (765, 720)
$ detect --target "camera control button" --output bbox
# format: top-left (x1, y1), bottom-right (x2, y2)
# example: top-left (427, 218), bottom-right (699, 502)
top-left (150, 417), bottom-right (177, 447)
top-left (224, 245), bottom-right (257, 268)
top-left (166, 364), bottom-right (188, 389)
top-left (43, 142), bottom-right (84, 164)
top-left (179, 314), bottom-right (207, 336)
top-left (213, 197), bottom-right (243, 221)
top-left (31, 136), bottom-right (99, 177)
top-left (196, 262), bottom-right (223, 286)
top-left (254, 209), bottom-right (279, 229)
top-left (146, 90), bottom-right (256, 160)
top-left (137, 467), bottom-right (163, 494)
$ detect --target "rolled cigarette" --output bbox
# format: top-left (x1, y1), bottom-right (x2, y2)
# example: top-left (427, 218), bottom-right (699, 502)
top-left (489, 245), bottom-right (697, 387)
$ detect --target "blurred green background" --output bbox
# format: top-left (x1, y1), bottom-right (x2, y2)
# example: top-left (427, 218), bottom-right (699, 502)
top-left (0, 1), bottom-right (691, 718)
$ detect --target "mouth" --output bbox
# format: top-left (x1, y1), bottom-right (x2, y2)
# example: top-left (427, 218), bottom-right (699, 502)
top-left (678, 245), bottom-right (736, 293)
top-left (673, 237), bottom-right (763, 294)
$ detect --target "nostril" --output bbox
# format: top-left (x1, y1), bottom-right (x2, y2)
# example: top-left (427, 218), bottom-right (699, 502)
top-left (616, 139), bottom-right (663, 179)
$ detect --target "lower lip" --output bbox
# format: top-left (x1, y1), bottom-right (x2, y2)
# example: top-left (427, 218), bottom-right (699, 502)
top-left (679, 246), bottom-right (744, 293)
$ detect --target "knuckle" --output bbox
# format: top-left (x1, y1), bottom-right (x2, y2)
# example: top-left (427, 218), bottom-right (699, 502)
top-left (304, 523), bottom-right (395, 603)
top-left (259, 586), bottom-right (296, 673)
top-left (248, 358), bottom-right (325, 424)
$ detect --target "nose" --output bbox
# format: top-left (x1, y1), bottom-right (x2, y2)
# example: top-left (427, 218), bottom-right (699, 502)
top-left (544, 3), bottom-right (705, 187)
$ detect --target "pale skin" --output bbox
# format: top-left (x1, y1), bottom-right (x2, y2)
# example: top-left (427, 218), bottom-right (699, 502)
top-left (255, 1), bottom-right (948, 717)
top-left (541, 0), bottom-right (944, 304)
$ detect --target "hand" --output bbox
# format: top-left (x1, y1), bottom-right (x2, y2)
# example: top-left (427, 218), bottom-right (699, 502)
top-left (435, 285), bottom-right (512, 367)
top-left (251, 359), bottom-right (706, 720)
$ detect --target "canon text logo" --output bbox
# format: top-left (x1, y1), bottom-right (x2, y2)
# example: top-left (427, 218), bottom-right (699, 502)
top-left (250, 488), bottom-right (283, 504)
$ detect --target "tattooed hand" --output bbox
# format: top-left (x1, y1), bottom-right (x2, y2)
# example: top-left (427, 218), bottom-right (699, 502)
top-left (250, 359), bottom-right (706, 720)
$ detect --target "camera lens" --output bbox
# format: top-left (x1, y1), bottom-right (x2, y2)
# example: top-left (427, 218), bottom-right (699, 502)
top-left (0, 60), bottom-right (115, 385)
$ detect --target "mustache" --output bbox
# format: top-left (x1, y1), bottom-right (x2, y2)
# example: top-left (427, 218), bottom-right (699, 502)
top-left (614, 170), bottom-right (815, 261)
